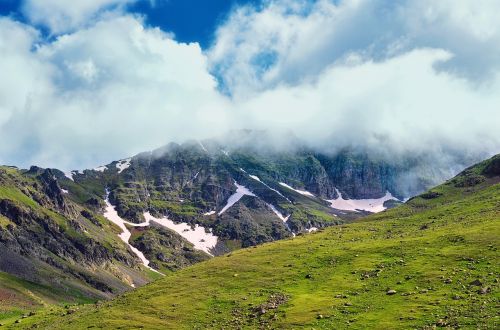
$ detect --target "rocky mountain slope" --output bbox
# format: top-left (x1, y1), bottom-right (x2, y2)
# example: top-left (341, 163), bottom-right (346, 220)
top-left (16, 154), bottom-right (499, 329)
top-left (56, 135), bottom-right (477, 255)
top-left (0, 166), bottom-right (153, 306)
top-left (0, 135), bottom-right (487, 325)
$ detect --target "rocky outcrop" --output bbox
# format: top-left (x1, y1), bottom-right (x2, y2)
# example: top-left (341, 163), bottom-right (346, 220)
top-left (130, 224), bottom-right (210, 272)
top-left (0, 167), bottom-right (150, 300)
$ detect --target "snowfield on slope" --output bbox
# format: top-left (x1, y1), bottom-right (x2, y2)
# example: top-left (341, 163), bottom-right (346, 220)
top-left (103, 196), bottom-right (160, 275)
top-left (279, 182), bottom-right (315, 197)
top-left (267, 204), bottom-right (289, 222)
top-left (218, 182), bottom-right (256, 215)
top-left (103, 192), bottom-right (218, 278)
top-left (116, 158), bottom-right (131, 173)
top-left (326, 188), bottom-right (398, 213)
top-left (248, 174), bottom-right (291, 203)
top-left (143, 212), bottom-right (218, 255)
top-left (94, 165), bottom-right (107, 172)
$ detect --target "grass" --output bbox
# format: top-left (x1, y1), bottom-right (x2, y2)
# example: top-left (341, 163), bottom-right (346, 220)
top-left (12, 168), bottom-right (499, 329)
top-left (0, 166), bottom-right (158, 324)
top-left (0, 272), bottom-right (94, 325)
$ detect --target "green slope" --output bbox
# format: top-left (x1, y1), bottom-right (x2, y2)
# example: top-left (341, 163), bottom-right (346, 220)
top-left (0, 166), bottom-right (155, 318)
top-left (8, 155), bottom-right (500, 329)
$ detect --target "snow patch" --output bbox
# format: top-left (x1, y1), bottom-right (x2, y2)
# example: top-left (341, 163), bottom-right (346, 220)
top-left (198, 141), bottom-right (208, 152)
top-left (265, 203), bottom-right (295, 235)
top-left (267, 204), bottom-right (289, 222)
top-left (61, 189), bottom-right (69, 194)
top-left (64, 172), bottom-right (74, 181)
top-left (143, 212), bottom-right (218, 256)
top-left (104, 190), bottom-right (217, 267)
top-left (247, 174), bottom-right (292, 203)
top-left (249, 174), bottom-right (261, 182)
top-left (94, 165), bottom-right (107, 172)
top-left (116, 158), bottom-right (131, 173)
top-left (218, 182), bottom-right (255, 215)
top-left (326, 188), bottom-right (398, 213)
top-left (307, 227), bottom-right (318, 233)
top-left (279, 182), bottom-right (315, 197)
top-left (204, 211), bottom-right (216, 216)
top-left (103, 194), bottom-right (161, 275)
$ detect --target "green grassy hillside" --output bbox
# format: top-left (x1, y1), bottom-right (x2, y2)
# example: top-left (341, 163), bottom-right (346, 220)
top-left (8, 155), bottom-right (500, 329)
top-left (0, 166), bottom-right (157, 325)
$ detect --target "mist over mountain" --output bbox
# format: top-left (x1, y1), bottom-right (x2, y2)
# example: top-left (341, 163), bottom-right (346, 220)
top-left (0, 1), bottom-right (499, 170)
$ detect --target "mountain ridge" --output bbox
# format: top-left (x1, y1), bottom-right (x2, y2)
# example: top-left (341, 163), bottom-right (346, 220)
top-left (0, 140), bottom-right (495, 326)
top-left (9, 153), bottom-right (499, 329)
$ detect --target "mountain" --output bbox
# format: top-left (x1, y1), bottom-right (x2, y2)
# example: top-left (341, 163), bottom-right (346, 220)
top-left (0, 135), bottom-right (489, 326)
top-left (57, 135), bottom-right (478, 254)
top-left (0, 166), bottom-right (153, 308)
top-left (12, 154), bottom-right (499, 329)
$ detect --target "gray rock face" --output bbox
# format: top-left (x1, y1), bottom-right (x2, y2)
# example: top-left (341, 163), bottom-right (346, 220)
top-left (0, 167), bottom-right (149, 301)
top-left (65, 137), bottom-right (476, 254)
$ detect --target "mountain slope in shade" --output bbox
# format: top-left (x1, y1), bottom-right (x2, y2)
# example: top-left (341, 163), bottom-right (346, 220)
top-left (15, 154), bottom-right (499, 329)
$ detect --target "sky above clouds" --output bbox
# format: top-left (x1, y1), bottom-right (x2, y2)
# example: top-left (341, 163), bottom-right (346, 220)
top-left (0, 0), bottom-right (499, 170)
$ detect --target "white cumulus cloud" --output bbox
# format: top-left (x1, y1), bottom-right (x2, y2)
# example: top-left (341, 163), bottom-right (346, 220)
top-left (0, 0), bottom-right (499, 170)
top-left (22, 0), bottom-right (135, 34)
top-left (0, 15), bottom-right (229, 169)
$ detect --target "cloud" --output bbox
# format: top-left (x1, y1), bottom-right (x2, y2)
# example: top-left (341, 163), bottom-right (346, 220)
top-left (0, 0), bottom-right (499, 171)
top-left (22, 0), bottom-right (135, 34)
top-left (208, 0), bottom-right (500, 154)
top-left (0, 16), bottom-right (229, 169)
top-left (209, 0), bottom-right (500, 96)
top-left (233, 48), bottom-right (500, 155)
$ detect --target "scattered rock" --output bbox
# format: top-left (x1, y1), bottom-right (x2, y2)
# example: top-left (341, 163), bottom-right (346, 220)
top-left (420, 191), bottom-right (441, 199)
top-left (436, 319), bottom-right (447, 327)
top-left (305, 274), bottom-right (313, 279)
top-left (478, 287), bottom-right (491, 295)
top-left (469, 279), bottom-right (483, 286)
top-left (444, 278), bottom-right (453, 284)
top-left (386, 289), bottom-right (397, 295)
top-left (251, 293), bottom-right (289, 318)
top-left (317, 314), bottom-right (324, 319)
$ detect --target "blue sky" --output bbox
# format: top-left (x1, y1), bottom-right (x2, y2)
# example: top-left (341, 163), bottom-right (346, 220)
top-left (0, 0), bottom-right (261, 48)
top-left (0, 0), bottom-right (499, 169)
top-left (129, 0), bottom-right (260, 48)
